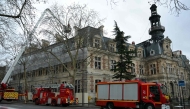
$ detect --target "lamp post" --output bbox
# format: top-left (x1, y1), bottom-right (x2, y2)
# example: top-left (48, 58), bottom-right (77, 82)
top-left (174, 81), bottom-right (178, 101)
top-left (177, 74), bottom-right (182, 106)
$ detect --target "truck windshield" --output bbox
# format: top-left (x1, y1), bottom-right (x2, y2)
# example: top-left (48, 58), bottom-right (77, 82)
top-left (160, 85), bottom-right (167, 95)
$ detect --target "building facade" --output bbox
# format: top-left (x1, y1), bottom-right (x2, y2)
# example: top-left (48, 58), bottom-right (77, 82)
top-left (9, 4), bottom-right (190, 102)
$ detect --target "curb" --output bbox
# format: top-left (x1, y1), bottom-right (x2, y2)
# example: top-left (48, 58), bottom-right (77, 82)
top-left (17, 101), bottom-right (99, 107)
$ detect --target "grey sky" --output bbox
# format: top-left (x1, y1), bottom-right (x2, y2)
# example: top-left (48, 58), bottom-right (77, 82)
top-left (34, 0), bottom-right (190, 59)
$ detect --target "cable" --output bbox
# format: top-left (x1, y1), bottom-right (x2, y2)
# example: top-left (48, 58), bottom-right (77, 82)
top-left (140, 23), bottom-right (149, 42)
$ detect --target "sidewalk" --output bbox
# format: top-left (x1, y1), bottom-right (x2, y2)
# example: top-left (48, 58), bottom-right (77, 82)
top-left (172, 101), bottom-right (190, 109)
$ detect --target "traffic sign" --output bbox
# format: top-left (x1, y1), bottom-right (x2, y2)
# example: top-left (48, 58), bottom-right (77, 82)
top-left (178, 80), bottom-right (185, 86)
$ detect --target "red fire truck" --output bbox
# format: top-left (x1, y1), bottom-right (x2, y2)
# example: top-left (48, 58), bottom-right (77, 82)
top-left (32, 82), bottom-right (78, 106)
top-left (50, 82), bottom-right (78, 106)
top-left (0, 42), bottom-right (26, 102)
top-left (96, 80), bottom-right (170, 109)
top-left (32, 86), bottom-right (55, 105)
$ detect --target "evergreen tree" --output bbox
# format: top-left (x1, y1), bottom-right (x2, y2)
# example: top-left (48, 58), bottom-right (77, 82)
top-left (112, 21), bottom-right (136, 80)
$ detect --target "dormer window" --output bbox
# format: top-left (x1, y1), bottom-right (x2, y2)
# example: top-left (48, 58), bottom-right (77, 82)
top-left (150, 49), bottom-right (155, 56)
top-left (137, 51), bottom-right (142, 57)
top-left (129, 48), bottom-right (135, 56)
top-left (75, 38), bottom-right (84, 48)
top-left (109, 43), bottom-right (115, 52)
top-left (94, 38), bottom-right (100, 48)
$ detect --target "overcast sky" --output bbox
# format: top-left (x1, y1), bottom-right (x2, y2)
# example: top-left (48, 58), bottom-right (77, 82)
top-left (34, 0), bottom-right (190, 59)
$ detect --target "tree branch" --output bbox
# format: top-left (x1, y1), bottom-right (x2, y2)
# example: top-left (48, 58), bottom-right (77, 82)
top-left (0, 0), bottom-right (27, 18)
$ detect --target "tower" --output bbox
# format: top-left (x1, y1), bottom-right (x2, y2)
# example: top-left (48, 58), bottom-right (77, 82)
top-left (149, 4), bottom-right (165, 42)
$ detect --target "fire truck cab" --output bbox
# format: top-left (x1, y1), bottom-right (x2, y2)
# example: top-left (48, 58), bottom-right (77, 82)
top-left (32, 85), bottom-right (57, 105)
top-left (50, 82), bottom-right (78, 106)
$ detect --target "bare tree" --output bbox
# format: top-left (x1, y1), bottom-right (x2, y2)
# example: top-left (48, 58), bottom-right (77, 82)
top-left (149, 0), bottom-right (189, 15)
top-left (33, 3), bottom-right (105, 96)
top-left (108, 0), bottom-right (189, 15)
top-left (0, 0), bottom-right (47, 66)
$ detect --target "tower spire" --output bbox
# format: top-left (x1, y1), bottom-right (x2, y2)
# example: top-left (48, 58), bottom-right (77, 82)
top-left (149, 4), bottom-right (165, 42)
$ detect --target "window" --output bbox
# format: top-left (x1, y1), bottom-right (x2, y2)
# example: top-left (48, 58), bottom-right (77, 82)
top-left (150, 50), bottom-right (155, 56)
top-left (21, 73), bottom-right (24, 79)
top-left (109, 43), bottom-right (115, 52)
top-left (12, 75), bottom-right (16, 80)
top-left (166, 63), bottom-right (172, 73)
top-left (76, 38), bottom-right (84, 48)
top-left (62, 64), bottom-right (67, 72)
top-left (138, 51), bottom-right (142, 57)
top-left (54, 65), bottom-right (59, 74)
top-left (181, 72), bottom-right (184, 80)
top-left (131, 64), bottom-right (135, 74)
top-left (76, 62), bottom-right (81, 69)
top-left (45, 68), bottom-right (48, 75)
top-left (110, 60), bottom-right (116, 71)
top-left (94, 39), bottom-right (100, 48)
top-left (75, 80), bottom-right (81, 93)
top-left (139, 65), bottom-right (144, 75)
top-left (95, 79), bottom-right (101, 84)
top-left (94, 79), bottom-right (101, 93)
top-left (39, 69), bottom-right (42, 76)
top-left (129, 48), bottom-right (135, 56)
top-left (32, 71), bottom-right (35, 77)
top-left (150, 64), bottom-right (156, 75)
top-left (95, 57), bottom-right (101, 69)
top-left (149, 85), bottom-right (159, 95)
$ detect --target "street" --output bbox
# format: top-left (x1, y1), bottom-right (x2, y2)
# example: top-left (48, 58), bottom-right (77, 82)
top-left (0, 101), bottom-right (100, 109)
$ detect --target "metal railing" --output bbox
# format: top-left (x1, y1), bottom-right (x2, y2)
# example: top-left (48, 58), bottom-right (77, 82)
top-left (149, 26), bottom-right (165, 33)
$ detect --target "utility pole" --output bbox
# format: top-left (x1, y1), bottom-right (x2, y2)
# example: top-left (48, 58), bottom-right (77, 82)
top-left (82, 72), bottom-right (84, 106)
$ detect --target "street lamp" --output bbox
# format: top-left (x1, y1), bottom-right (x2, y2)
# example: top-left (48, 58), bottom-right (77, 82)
top-left (177, 74), bottom-right (183, 106)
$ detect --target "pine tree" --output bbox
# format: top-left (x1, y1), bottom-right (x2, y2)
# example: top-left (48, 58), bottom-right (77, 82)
top-left (112, 21), bottom-right (136, 80)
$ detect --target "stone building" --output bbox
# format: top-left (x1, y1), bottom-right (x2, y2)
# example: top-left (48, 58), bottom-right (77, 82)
top-left (9, 4), bottom-right (190, 102)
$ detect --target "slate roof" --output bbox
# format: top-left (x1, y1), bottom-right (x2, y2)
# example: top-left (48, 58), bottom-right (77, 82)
top-left (136, 39), bottom-right (164, 57)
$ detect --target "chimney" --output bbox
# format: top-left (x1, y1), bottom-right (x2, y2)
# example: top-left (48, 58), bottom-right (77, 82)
top-left (74, 26), bottom-right (80, 36)
top-left (98, 25), bottom-right (104, 35)
top-left (132, 41), bottom-right (135, 45)
top-left (180, 50), bottom-right (182, 55)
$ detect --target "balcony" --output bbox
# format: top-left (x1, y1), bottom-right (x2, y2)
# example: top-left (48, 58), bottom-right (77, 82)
top-left (149, 26), bottom-right (165, 34)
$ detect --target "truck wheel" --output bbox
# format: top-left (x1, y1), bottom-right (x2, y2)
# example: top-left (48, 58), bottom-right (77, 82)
top-left (106, 102), bottom-right (114, 109)
top-left (100, 107), bottom-right (105, 109)
top-left (35, 99), bottom-right (39, 105)
top-left (145, 104), bottom-right (154, 109)
top-left (52, 100), bottom-right (57, 106)
top-left (62, 104), bottom-right (68, 107)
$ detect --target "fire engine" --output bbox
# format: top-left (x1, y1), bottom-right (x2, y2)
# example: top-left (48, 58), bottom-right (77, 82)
top-left (0, 45), bottom-right (25, 102)
top-left (32, 85), bottom-right (56, 105)
top-left (32, 82), bottom-right (78, 106)
top-left (96, 80), bottom-right (170, 109)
